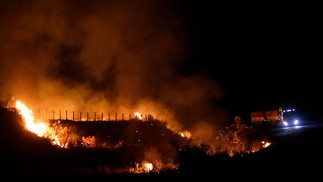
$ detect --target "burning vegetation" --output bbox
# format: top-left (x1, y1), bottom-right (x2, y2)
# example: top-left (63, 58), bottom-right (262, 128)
top-left (1, 99), bottom-right (272, 176)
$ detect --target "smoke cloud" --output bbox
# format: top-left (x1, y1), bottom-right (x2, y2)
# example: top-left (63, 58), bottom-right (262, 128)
top-left (0, 0), bottom-right (229, 147)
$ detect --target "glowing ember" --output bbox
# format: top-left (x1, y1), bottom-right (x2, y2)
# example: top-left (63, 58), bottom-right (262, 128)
top-left (15, 100), bottom-right (47, 137)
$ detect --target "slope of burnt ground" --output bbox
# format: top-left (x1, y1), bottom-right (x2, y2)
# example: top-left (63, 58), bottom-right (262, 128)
top-left (0, 107), bottom-right (190, 177)
top-left (2, 107), bottom-right (321, 179)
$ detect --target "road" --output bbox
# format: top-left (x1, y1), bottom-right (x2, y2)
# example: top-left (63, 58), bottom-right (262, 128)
top-left (269, 122), bottom-right (321, 137)
top-left (251, 119), bottom-right (323, 162)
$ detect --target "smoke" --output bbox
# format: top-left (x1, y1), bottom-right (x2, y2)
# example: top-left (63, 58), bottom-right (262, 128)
top-left (0, 0), bottom-right (229, 147)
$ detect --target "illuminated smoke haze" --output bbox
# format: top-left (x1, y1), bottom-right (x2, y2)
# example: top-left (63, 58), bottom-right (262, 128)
top-left (0, 0), bottom-right (229, 147)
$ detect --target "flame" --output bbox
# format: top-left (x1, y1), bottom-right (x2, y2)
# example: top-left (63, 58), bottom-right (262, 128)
top-left (131, 161), bottom-right (154, 173)
top-left (179, 130), bottom-right (192, 139)
top-left (251, 140), bottom-right (272, 153)
top-left (134, 112), bottom-right (142, 120)
top-left (15, 100), bottom-right (70, 148)
top-left (143, 162), bottom-right (153, 172)
top-left (15, 100), bottom-right (47, 137)
top-left (261, 140), bottom-right (271, 148)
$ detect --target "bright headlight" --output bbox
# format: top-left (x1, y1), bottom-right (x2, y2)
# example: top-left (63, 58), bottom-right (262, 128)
top-left (294, 120), bottom-right (298, 125)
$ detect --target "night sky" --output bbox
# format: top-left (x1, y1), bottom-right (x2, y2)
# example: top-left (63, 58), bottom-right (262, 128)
top-left (0, 0), bottom-right (321, 129)
top-left (179, 1), bottom-right (321, 121)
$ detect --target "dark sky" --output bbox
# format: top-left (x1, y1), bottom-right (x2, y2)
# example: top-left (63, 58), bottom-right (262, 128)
top-left (179, 1), bottom-right (321, 120)
top-left (0, 0), bottom-right (321, 134)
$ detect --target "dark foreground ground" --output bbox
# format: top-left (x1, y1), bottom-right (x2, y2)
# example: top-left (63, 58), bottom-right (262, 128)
top-left (1, 107), bottom-right (322, 180)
